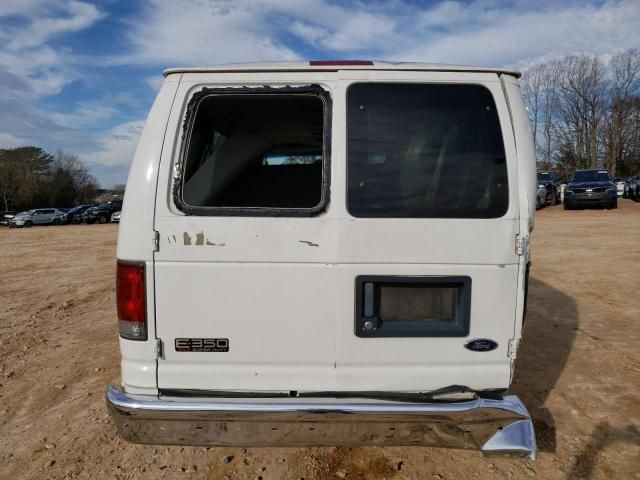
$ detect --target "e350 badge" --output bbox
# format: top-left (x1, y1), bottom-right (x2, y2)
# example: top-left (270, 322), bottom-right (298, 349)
top-left (175, 338), bottom-right (229, 352)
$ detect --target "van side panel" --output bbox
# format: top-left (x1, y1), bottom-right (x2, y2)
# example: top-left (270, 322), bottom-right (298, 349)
top-left (502, 77), bottom-right (536, 364)
top-left (117, 75), bottom-right (181, 394)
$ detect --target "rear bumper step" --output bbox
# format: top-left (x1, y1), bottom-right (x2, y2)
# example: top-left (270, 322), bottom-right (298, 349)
top-left (106, 385), bottom-right (536, 459)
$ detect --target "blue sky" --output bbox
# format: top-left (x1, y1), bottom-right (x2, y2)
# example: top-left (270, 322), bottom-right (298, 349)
top-left (1, 0), bottom-right (639, 187)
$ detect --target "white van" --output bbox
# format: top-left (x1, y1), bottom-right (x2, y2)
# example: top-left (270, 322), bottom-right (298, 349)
top-left (107, 61), bottom-right (537, 459)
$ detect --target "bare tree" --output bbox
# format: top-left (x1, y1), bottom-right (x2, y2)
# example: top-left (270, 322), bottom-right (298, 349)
top-left (539, 60), bottom-right (561, 170)
top-left (521, 63), bottom-right (544, 154)
top-left (603, 50), bottom-right (640, 176)
top-left (50, 150), bottom-right (99, 205)
top-left (555, 54), bottom-right (609, 169)
top-left (521, 50), bottom-right (640, 178)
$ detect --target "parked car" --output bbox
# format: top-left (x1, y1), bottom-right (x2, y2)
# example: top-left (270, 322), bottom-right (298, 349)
top-left (9, 208), bottom-right (66, 227)
top-left (0, 211), bottom-right (16, 226)
top-left (627, 175), bottom-right (640, 200)
top-left (536, 184), bottom-right (546, 209)
top-left (82, 201), bottom-right (122, 224)
top-left (564, 169), bottom-right (618, 209)
top-left (106, 61), bottom-right (537, 460)
top-left (623, 176), bottom-right (636, 198)
top-left (54, 204), bottom-right (95, 224)
top-left (537, 171), bottom-right (560, 205)
top-left (111, 210), bottom-right (121, 223)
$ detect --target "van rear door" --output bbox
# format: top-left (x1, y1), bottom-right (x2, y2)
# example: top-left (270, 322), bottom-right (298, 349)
top-left (153, 70), bottom-right (521, 394)
top-left (153, 74), bottom-right (340, 392)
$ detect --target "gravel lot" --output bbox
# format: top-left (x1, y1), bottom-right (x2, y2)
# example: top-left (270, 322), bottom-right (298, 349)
top-left (1, 201), bottom-right (639, 479)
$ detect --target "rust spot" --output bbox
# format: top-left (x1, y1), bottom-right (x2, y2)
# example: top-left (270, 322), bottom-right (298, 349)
top-left (195, 232), bottom-right (204, 245)
top-left (299, 240), bottom-right (319, 247)
top-left (183, 232), bottom-right (192, 245)
top-left (205, 240), bottom-right (226, 246)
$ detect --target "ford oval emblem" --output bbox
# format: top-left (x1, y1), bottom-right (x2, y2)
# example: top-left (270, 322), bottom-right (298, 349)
top-left (464, 338), bottom-right (498, 352)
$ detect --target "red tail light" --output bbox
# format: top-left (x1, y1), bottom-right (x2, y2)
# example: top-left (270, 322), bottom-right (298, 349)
top-left (116, 260), bottom-right (147, 340)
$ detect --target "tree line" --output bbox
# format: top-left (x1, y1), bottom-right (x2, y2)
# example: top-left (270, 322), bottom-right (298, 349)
top-left (521, 49), bottom-right (640, 180)
top-left (0, 147), bottom-right (99, 212)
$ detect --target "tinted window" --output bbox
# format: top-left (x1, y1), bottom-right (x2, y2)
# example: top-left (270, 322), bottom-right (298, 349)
top-left (571, 170), bottom-right (612, 182)
top-left (347, 83), bottom-right (508, 218)
top-left (180, 91), bottom-right (327, 213)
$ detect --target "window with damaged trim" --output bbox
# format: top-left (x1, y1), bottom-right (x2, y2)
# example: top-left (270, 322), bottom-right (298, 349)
top-left (180, 92), bottom-right (326, 211)
top-left (347, 83), bottom-right (509, 218)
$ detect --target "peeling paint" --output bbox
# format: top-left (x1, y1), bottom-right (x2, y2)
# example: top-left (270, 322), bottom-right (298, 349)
top-left (299, 240), bottom-right (319, 247)
top-left (172, 235), bottom-right (177, 243)
top-left (195, 231), bottom-right (205, 246)
top-left (182, 231), bottom-right (225, 246)
top-left (205, 240), bottom-right (226, 246)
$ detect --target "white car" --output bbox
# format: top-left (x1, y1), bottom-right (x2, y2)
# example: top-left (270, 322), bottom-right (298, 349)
top-left (111, 210), bottom-right (121, 223)
top-left (9, 208), bottom-right (65, 227)
top-left (107, 61), bottom-right (537, 460)
top-left (536, 184), bottom-right (547, 209)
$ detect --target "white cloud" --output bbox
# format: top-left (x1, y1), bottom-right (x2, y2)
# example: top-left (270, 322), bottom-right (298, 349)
top-left (0, 1), bottom-right (103, 98)
top-left (114, 0), bottom-right (299, 67)
top-left (399, 0), bottom-right (640, 67)
top-left (50, 102), bottom-right (121, 129)
top-left (3, 1), bottom-right (102, 51)
top-left (245, 0), bottom-right (640, 68)
top-left (0, 132), bottom-right (27, 147)
top-left (0, 0), bottom-right (108, 177)
top-left (0, 0), bottom-right (53, 17)
top-left (83, 120), bottom-right (145, 167)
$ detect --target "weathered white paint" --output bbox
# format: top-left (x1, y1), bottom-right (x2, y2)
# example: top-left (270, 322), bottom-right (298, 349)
top-left (116, 64), bottom-right (535, 394)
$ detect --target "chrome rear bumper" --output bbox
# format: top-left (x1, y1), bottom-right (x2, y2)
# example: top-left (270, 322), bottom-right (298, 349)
top-left (106, 385), bottom-right (536, 459)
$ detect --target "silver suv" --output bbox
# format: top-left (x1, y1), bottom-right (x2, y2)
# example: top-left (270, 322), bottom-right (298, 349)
top-left (9, 208), bottom-right (65, 227)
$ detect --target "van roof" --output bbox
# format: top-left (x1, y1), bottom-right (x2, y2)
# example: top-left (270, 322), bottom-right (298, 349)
top-left (163, 61), bottom-right (521, 78)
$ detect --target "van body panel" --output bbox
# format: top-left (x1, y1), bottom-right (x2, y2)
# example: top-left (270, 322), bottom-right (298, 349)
top-left (153, 217), bottom-right (519, 265)
top-left (117, 77), bottom-right (181, 393)
top-left (154, 261), bottom-right (516, 391)
top-left (501, 77), bottom-right (536, 375)
top-left (110, 63), bottom-right (538, 457)
top-left (164, 60), bottom-right (521, 78)
top-left (149, 70), bottom-right (526, 393)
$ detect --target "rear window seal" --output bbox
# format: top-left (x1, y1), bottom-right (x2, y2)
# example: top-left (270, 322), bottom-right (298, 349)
top-left (173, 85), bottom-right (332, 217)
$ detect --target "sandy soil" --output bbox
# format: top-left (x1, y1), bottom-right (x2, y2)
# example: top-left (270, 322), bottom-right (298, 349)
top-left (1, 202), bottom-right (639, 480)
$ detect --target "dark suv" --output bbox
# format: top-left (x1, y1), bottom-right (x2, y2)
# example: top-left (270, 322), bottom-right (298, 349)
top-left (537, 171), bottom-right (560, 205)
top-left (627, 174), bottom-right (640, 200)
top-left (54, 204), bottom-right (95, 224)
top-left (82, 200), bottom-right (123, 224)
top-left (564, 169), bottom-right (618, 209)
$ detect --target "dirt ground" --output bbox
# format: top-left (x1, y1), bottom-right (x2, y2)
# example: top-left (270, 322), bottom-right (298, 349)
top-left (1, 201), bottom-right (639, 480)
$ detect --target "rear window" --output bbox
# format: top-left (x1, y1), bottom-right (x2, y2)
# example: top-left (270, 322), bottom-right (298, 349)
top-left (177, 86), bottom-right (330, 216)
top-left (347, 83), bottom-right (508, 218)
